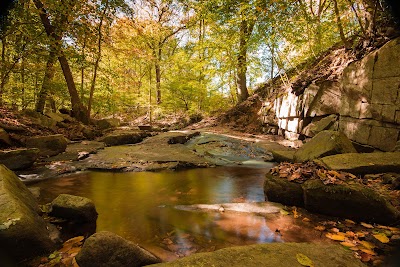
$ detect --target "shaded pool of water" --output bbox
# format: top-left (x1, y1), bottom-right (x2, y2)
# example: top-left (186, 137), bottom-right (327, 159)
top-left (30, 165), bottom-right (326, 261)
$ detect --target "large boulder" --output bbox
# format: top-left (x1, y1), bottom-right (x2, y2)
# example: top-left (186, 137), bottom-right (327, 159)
top-left (303, 179), bottom-right (399, 224)
top-left (99, 132), bottom-right (150, 146)
top-left (50, 194), bottom-right (98, 223)
top-left (0, 148), bottom-right (39, 170)
top-left (264, 173), bottom-right (304, 207)
top-left (0, 165), bottom-right (56, 264)
top-left (150, 243), bottom-right (365, 267)
top-left (26, 134), bottom-right (68, 157)
top-left (294, 131), bottom-right (357, 162)
top-left (318, 152), bottom-right (400, 174)
top-left (75, 231), bottom-right (161, 267)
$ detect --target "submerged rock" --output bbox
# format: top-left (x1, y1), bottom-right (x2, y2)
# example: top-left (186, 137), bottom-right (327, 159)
top-left (76, 231), bottom-right (161, 267)
top-left (0, 165), bottom-right (56, 264)
top-left (317, 152), bottom-right (400, 174)
top-left (175, 202), bottom-right (282, 214)
top-left (0, 148), bottom-right (39, 170)
top-left (294, 130), bottom-right (356, 162)
top-left (50, 194), bottom-right (98, 223)
top-left (150, 242), bottom-right (366, 267)
top-left (26, 134), bottom-right (68, 157)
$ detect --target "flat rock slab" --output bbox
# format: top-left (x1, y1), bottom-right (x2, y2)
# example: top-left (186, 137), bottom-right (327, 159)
top-left (318, 152), bottom-right (400, 174)
top-left (151, 243), bottom-right (366, 267)
top-left (77, 131), bottom-right (211, 172)
top-left (45, 141), bottom-right (105, 162)
top-left (26, 134), bottom-right (68, 157)
top-left (175, 202), bottom-right (282, 214)
top-left (294, 131), bottom-right (356, 163)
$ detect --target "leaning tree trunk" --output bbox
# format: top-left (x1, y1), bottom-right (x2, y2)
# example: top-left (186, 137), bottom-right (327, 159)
top-left (33, 0), bottom-right (89, 124)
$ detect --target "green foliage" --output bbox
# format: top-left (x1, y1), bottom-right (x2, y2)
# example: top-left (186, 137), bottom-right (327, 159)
top-left (0, 0), bottom-right (380, 119)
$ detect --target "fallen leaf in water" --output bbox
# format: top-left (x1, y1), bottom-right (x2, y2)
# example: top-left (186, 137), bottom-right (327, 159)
top-left (280, 209), bottom-right (289, 216)
top-left (373, 233), bottom-right (390, 243)
top-left (326, 233), bottom-right (346, 241)
top-left (361, 222), bottom-right (374, 229)
top-left (341, 241), bottom-right (357, 247)
top-left (292, 207), bottom-right (300, 219)
top-left (359, 241), bottom-right (375, 250)
top-left (296, 253), bottom-right (314, 267)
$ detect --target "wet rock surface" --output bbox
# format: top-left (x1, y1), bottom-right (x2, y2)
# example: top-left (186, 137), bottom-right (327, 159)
top-left (76, 231), bottom-right (161, 267)
top-left (151, 242), bottom-right (366, 267)
top-left (50, 194), bottom-right (98, 223)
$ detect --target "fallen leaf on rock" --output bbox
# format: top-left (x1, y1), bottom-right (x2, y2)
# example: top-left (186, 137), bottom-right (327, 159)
top-left (341, 241), bottom-right (357, 247)
top-left (361, 222), bottom-right (374, 229)
top-left (355, 231), bottom-right (367, 238)
top-left (360, 252), bottom-right (373, 262)
top-left (326, 233), bottom-right (346, 241)
top-left (360, 248), bottom-right (376, 256)
top-left (302, 217), bottom-right (311, 222)
top-left (373, 233), bottom-right (390, 243)
top-left (345, 231), bottom-right (356, 238)
top-left (359, 241), bottom-right (375, 250)
top-left (345, 219), bottom-right (356, 225)
top-left (296, 253), bottom-right (314, 267)
top-left (280, 209), bottom-right (289, 216)
top-left (330, 228), bottom-right (340, 233)
top-left (315, 225), bottom-right (326, 231)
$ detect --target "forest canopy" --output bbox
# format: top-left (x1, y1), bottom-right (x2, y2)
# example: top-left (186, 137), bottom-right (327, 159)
top-left (0, 0), bottom-right (397, 123)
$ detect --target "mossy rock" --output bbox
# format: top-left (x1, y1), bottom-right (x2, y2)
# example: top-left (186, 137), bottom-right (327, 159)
top-left (26, 134), bottom-right (68, 157)
top-left (151, 242), bottom-right (366, 267)
top-left (271, 150), bottom-right (295, 163)
top-left (264, 173), bottom-right (304, 207)
top-left (0, 165), bottom-right (55, 263)
top-left (294, 131), bottom-right (356, 163)
top-left (50, 194), bottom-right (98, 223)
top-left (76, 231), bottom-right (161, 267)
top-left (303, 179), bottom-right (400, 224)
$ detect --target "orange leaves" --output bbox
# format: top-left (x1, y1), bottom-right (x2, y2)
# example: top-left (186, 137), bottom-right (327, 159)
top-left (270, 162), bottom-right (357, 185)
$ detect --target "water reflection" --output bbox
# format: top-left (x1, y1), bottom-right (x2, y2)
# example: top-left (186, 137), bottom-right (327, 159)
top-left (31, 165), bottom-right (325, 261)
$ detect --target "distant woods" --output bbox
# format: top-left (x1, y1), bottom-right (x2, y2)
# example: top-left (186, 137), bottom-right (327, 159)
top-left (0, 0), bottom-right (397, 123)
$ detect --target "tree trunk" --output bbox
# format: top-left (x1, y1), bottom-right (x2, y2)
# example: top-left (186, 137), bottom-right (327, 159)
top-left (236, 18), bottom-right (250, 102)
top-left (333, 0), bottom-right (351, 49)
top-left (36, 50), bottom-right (57, 113)
top-left (33, 0), bottom-right (89, 124)
top-left (155, 47), bottom-right (162, 104)
top-left (87, 0), bottom-right (109, 118)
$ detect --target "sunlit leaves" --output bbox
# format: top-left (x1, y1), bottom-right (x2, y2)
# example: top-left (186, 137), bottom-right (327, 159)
top-left (296, 253), bottom-right (314, 267)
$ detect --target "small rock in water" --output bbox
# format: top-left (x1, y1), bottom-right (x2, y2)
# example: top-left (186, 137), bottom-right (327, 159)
top-left (218, 206), bottom-right (225, 212)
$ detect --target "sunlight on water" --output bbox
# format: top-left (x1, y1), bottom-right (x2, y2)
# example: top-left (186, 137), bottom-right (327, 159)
top-left (31, 165), bottom-right (326, 261)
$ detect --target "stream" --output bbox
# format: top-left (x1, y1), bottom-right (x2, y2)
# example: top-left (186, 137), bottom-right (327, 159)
top-left (29, 164), bottom-right (328, 261)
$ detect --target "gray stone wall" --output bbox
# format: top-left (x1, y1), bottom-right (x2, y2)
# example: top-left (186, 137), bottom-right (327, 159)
top-left (263, 37), bottom-right (400, 151)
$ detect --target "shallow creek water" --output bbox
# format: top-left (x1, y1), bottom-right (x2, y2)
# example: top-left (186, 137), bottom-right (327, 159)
top-left (30, 164), bottom-right (328, 261)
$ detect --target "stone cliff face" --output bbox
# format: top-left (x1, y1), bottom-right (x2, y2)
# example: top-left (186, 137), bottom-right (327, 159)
top-left (263, 37), bottom-right (400, 151)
